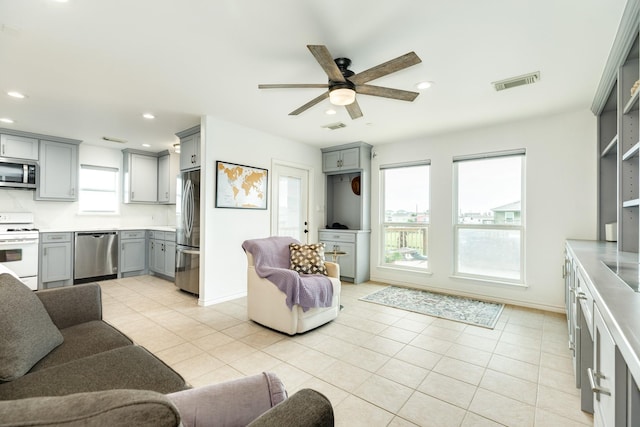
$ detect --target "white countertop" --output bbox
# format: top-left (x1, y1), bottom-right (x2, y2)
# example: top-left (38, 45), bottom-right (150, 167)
top-left (38, 226), bottom-right (176, 233)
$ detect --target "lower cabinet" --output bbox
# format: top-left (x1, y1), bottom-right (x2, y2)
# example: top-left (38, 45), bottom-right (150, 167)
top-left (148, 231), bottom-right (175, 279)
top-left (39, 232), bottom-right (73, 289)
top-left (119, 230), bottom-right (147, 277)
top-left (319, 229), bottom-right (370, 283)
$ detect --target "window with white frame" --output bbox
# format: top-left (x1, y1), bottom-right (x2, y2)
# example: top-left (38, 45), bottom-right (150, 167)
top-left (79, 165), bottom-right (119, 213)
top-left (453, 150), bottom-right (524, 283)
top-left (381, 161), bottom-right (430, 270)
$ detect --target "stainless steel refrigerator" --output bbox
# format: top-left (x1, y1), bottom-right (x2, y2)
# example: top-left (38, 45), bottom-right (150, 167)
top-left (175, 169), bottom-right (200, 294)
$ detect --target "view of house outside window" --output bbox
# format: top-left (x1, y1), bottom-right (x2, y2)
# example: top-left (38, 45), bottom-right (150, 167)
top-left (79, 165), bottom-right (119, 213)
top-left (381, 162), bottom-right (430, 271)
top-left (453, 151), bottom-right (525, 283)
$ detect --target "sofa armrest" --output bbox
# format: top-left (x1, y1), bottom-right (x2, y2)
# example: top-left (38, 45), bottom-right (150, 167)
top-left (167, 372), bottom-right (287, 427)
top-left (325, 261), bottom-right (340, 279)
top-left (35, 283), bottom-right (102, 329)
top-left (248, 388), bottom-right (334, 427)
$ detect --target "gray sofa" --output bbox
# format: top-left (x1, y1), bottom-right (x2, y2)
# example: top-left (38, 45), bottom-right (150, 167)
top-left (0, 273), bottom-right (334, 426)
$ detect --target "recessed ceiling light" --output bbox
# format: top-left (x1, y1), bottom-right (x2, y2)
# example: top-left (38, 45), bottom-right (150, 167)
top-left (325, 108), bottom-right (337, 115)
top-left (7, 91), bottom-right (26, 99)
top-left (142, 143), bottom-right (151, 148)
top-left (142, 113), bottom-right (155, 119)
top-left (0, 118), bottom-right (15, 124)
top-left (416, 81), bottom-right (433, 90)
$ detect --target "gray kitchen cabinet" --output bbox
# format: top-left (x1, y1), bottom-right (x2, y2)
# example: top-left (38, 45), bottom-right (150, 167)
top-left (319, 229), bottom-right (370, 283)
top-left (148, 230), bottom-right (175, 279)
top-left (158, 151), bottom-right (179, 204)
top-left (36, 139), bottom-right (79, 201)
top-left (0, 133), bottom-right (38, 160)
top-left (123, 150), bottom-right (158, 203)
top-left (119, 230), bottom-right (147, 277)
top-left (176, 125), bottom-right (201, 171)
top-left (39, 232), bottom-right (73, 289)
top-left (322, 147), bottom-right (360, 173)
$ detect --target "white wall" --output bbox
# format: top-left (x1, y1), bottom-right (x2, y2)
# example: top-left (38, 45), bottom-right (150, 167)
top-left (369, 109), bottom-right (597, 312)
top-left (198, 115), bottom-right (324, 306)
top-left (0, 144), bottom-right (175, 229)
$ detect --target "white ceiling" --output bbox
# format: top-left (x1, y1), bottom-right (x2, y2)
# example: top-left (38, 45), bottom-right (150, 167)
top-left (0, 0), bottom-right (628, 153)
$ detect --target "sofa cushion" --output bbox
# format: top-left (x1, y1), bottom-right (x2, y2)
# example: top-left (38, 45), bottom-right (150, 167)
top-left (29, 320), bottom-right (133, 373)
top-left (289, 243), bottom-right (328, 275)
top-left (0, 389), bottom-right (181, 427)
top-left (0, 345), bottom-right (188, 400)
top-left (0, 273), bottom-right (64, 382)
top-left (248, 388), bottom-right (334, 427)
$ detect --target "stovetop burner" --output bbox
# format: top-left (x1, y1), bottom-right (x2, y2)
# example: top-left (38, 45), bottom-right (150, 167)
top-left (6, 228), bottom-right (39, 232)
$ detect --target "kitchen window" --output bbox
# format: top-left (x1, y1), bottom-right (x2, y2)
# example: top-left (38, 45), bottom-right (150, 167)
top-left (380, 161), bottom-right (430, 271)
top-left (453, 150), bottom-right (525, 284)
top-left (79, 165), bottom-right (119, 213)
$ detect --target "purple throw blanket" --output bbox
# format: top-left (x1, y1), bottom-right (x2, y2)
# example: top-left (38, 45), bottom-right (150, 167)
top-left (242, 236), bottom-right (334, 312)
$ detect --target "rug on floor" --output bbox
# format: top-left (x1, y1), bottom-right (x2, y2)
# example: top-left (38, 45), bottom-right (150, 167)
top-left (359, 286), bottom-right (504, 329)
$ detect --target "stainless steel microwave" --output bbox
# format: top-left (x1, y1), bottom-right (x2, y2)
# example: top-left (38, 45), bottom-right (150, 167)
top-left (0, 158), bottom-right (37, 189)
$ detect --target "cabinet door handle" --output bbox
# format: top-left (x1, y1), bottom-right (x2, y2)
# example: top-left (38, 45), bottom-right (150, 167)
top-left (587, 368), bottom-right (611, 397)
top-left (131, 191), bottom-right (135, 200)
top-left (1, 144), bottom-right (4, 156)
top-left (576, 292), bottom-right (587, 301)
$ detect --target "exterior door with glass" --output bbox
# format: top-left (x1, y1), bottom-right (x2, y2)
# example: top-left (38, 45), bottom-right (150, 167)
top-left (272, 164), bottom-right (310, 243)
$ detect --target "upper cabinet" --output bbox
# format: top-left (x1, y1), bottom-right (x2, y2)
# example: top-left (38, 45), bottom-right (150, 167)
top-left (176, 125), bottom-right (201, 171)
top-left (36, 140), bottom-right (80, 201)
top-left (123, 150), bottom-right (158, 203)
top-left (158, 150), bottom-right (179, 204)
top-left (322, 147), bottom-right (360, 173)
top-left (0, 134), bottom-right (39, 160)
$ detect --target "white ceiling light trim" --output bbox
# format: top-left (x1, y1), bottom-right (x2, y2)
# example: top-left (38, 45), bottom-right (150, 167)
top-left (142, 113), bottom-right (155, 119)
top-left (0, 118), bottom-right (15, 124)
top-left (7, 91), bottom-right (26, 99)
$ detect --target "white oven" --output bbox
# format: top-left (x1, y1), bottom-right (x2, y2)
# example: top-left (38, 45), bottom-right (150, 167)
top-left (0, 213), bottom-right (39, 290)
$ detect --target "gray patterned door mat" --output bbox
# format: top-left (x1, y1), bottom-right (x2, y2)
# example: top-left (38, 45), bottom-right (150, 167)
top-left (359, 286), bottom-right (504, 329)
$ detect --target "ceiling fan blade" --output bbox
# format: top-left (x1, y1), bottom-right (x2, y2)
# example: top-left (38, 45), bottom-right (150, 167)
top-left (356, 84), bottom-right (419, 102)
top-left (307, 45), bottom-right (345, 82)
top-left (258, 84), bottom-right (328, 89)
top-left (345, 100), bottom-right (363, 120)
top-left (350, 52), bottom-right (421, 85)
top-left (289, 91), bottom-right (330, 115)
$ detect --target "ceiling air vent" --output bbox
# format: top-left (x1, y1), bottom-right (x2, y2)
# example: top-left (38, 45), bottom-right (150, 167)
top-left (321, 122), bottom-right (347, 131)
top-left (492, 71), bottom-right (540, 91)
top-left (102, 136), bottom-right (127, 143)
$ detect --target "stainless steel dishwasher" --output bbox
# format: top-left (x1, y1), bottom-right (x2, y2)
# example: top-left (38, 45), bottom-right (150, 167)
top-left (74, 231), bottom-right (118, 284)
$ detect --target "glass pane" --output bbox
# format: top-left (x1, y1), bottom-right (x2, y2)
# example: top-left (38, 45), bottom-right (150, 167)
top-left (80, 167), bottom-right (116, 191)
top-left (278, 175), bottom-right (302, 239)
top-left (383, 165), bottom-right (429, 224)
top-left (79, 190), bottom-right (117, 212)
top-left (457, 156), bottom-right (521, 225)
top-left (383, 225), bottom-right (429, 269)
top-left (456, 228), bottom-right (521, 280)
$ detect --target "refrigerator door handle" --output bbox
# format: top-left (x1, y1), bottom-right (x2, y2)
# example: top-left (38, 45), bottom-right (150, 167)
top-left (183, 179), bottom-right (193, 239)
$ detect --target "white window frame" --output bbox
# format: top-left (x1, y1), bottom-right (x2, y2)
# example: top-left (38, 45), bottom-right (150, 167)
top-left (452, 150), bottom-right (525, 285)
top-left (78, 164), bottom-right (119, 214)
top-left (380, 160), bottom-right (431, 272)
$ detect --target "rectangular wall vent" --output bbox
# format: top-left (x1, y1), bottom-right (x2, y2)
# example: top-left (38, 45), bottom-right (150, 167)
top-left (492, 71), bottom-right (540, 91)
top-left (321, 122), bottom-right (347, 130)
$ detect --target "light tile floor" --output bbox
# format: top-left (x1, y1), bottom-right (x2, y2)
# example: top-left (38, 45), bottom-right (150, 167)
top-left (100, 275), bottom-right (593, 427)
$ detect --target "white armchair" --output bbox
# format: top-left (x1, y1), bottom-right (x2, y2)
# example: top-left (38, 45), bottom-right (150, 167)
top-left (245, 251), bottom-right (341, 335)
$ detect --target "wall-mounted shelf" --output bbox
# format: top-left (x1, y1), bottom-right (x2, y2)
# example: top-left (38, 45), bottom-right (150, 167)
top-left (624, 89), bottom-right (640, 114)
top-left (602, 135), bottom-right (619, 157)
top-left (623, 199), bottom-right (640, 208)
top-left (623, 141), bottom-right (640, 160)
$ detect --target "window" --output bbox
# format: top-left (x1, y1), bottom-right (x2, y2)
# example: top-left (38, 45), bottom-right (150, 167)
top-left (453, 150), bottom-right (524, 283)
top-left (381, 162), bottom-right (430, 270)
top-left (79, 165), bottom-right (119, 213)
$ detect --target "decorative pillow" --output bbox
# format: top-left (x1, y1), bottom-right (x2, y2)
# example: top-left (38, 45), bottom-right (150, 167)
top-left (289, 243), bottom-right (328, 275)
top-left (0, 273), bottom-right (64, 381)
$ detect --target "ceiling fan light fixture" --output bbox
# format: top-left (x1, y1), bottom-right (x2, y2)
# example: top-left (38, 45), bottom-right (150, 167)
top-left (329, 87), bottom-right (356, 106)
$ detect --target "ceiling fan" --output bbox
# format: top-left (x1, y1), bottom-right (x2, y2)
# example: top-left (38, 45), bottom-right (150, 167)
top-left (258, 45), bottom-right (422, 120)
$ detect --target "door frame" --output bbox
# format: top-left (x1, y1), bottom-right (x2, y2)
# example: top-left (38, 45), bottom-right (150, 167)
top-left (270, 159), bottom-right (315, 243)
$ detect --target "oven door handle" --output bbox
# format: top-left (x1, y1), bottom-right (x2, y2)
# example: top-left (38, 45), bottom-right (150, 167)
top-left (0, 239), bottom-right (39, 245)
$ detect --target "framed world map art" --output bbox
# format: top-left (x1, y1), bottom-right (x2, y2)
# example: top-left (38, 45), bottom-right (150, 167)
top-left (215, 161), bottom-right (268, 209)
